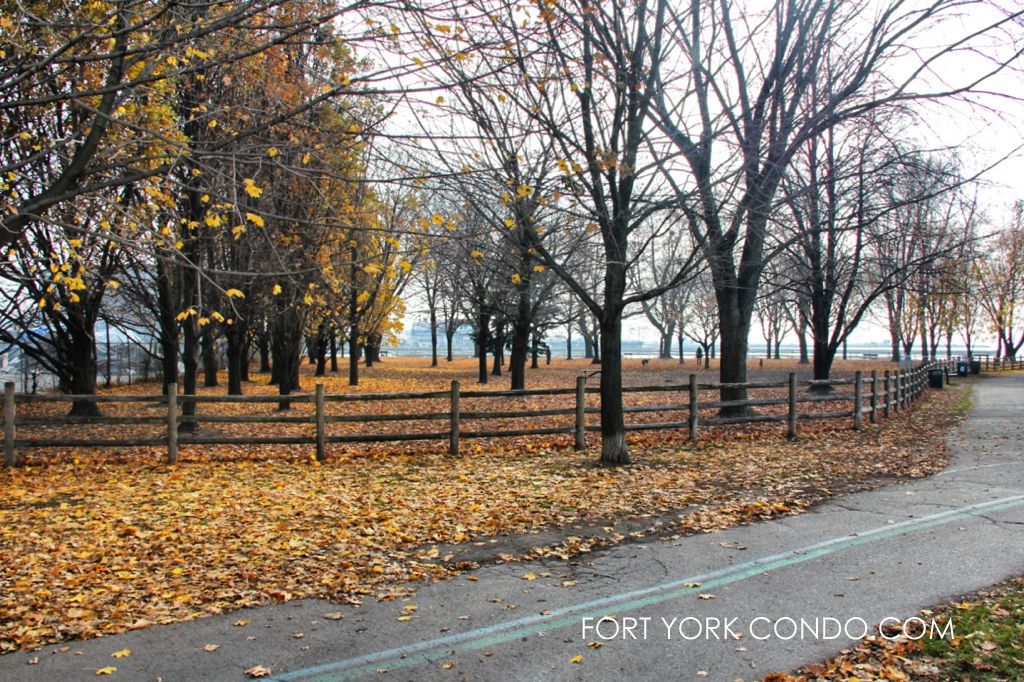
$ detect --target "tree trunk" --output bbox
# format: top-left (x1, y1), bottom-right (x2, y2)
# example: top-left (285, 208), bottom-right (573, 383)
top-left (566, 323), bottom-right (573, 360)
top-left (491, 321), bottom-right (504, 377)
top-left (348, 325), bottom-right (360, 386)
top-left (258, 331), bottom-right (271, 373)
top-left (598, 310), bottom-right (629, 465)
top-left (430, 307), bottom-right (439, 367)
top-left (477, 312), bottom-right (490, 384)
top-left (677, 331), bottom-right (684, 365)
top-left (155, 259), bottom-right (179, 391)
top-left (272, 308), bottom-right (303, 410)
top-left (330, 331), bottom-right (338, 372)
top-left (61, 318), bottom-right (101, 417)
top-left (509, 288), bottom-right (531, 390)
top-left (797, 315), bottom-right (809, 364)
top-left (716, 288), bottom-right (752, 416)
top-left (445, 325), bottom-right (455, 362)
top-left (181, 318), bottom-right (198, 433)
top-left (201, 326), bottom-right (218, 387)
top-left (365, 332), bottom-right (381, 367)
top-left (225, 319), bottom-right (246, 396)
top-left (314, 322), bottom-right (328, 376)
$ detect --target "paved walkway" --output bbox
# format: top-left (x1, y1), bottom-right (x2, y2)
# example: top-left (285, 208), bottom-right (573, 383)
top-left (2, 374), bottom-right (1023, 682)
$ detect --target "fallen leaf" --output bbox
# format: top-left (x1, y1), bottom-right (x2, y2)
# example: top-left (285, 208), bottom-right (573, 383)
top-left (569, 655), bottom-right (584, 664)
top-left (95, 667), bottom-right (117, 676)
top-left (111, 649), bottom-right (131, 658)
top-left (245, 665), bottom-right (272, 678)
top-left (203, 644), bottom-right (220, 652)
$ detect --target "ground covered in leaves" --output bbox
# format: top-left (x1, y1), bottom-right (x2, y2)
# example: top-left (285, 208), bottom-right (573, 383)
top-left (770, 575), bottom-right (1024, 681)
top-left (0, 358), bottom-right (969, 653)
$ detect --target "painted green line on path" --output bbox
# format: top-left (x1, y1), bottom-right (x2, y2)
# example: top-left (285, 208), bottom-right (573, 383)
top-left (272, 494), bottom-right (1024, 682)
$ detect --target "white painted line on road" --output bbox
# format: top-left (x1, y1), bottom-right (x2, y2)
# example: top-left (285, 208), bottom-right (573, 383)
top-left (935, 461), bottom-right (1023, 477)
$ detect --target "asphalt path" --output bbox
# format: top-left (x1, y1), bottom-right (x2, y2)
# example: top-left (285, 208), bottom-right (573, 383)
top-left (3, 373), bottom-right (1023, 682)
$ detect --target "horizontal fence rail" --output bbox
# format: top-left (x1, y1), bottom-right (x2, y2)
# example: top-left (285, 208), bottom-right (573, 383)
top-left (1, 356), bottom-right (1017, 467)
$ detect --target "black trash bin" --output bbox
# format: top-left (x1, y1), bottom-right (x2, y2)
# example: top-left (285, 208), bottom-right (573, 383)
top-left (970, 360), bottom-right (981, 375)
top-left (957, 362), bottom-right (970, 377)
top-left (928, 368), bottom-right (945, 388)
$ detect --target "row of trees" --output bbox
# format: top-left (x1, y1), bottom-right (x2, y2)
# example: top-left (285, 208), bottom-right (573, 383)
top-left (1, 0), bottom-right (1021, 462)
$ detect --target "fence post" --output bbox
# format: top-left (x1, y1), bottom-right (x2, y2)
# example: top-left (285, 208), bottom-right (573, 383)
top-left (787, 372), bottom-right (797, 438)
top-left (4, 382), bottom-right (15, 467)
top-left (853, 371), bottom-right (863, 431)
top-left (688, 374), bottom-right (698, 442)
top-left (899, 369), bottom-right (906, 410)
top-left (449, 380), bottom-right (460, 456)
top-left (167, 382), bottom-right (178, 464)
top-left (883, 370), bottom-right (891, 418)
top-left (891, 370), bottom-right (899, 412)
top-left (869, 370), bottom-right (878, 424)
top-left (574, 375), bottom-right (586, 450)
top-left (315, 383), bottom-right (326, 462)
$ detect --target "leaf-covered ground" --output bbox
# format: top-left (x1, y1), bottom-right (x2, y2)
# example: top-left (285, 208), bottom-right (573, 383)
top-left (769, 575), bottom-right (1024, 681)
top-left (0, 359), bottom-right (969, 653)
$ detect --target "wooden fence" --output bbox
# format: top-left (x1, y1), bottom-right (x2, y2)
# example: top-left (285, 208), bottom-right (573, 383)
top-left (2, 357), bottom-right (1013, 467)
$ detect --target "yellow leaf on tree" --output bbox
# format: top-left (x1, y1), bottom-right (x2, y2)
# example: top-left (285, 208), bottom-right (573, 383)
top-left (245, 213), bottom-right (265, 227)
top-left (362, 264), bottom-right (382, 275)
top-left (533, 265), bottom-right (545, 272)
top-left (267, 147), bottom-right (279, 157)
top-left (242, 178), bottom-right (263, 198)
top-left (504, 218), bottom-right (516, 228)
top-left (272, 284), bottom-right (282, 295)
top-left (225, 288), bottom-right (245, 299)
top-left (431, 213), bottom-right (444, 225)
top-left (511, 273), bottom-right (522, 284)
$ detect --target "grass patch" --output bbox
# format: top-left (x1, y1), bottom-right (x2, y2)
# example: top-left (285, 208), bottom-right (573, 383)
top-left (778, 576), bottom-right (1024, 681)
top-left (919, 582), bottom-right (1024, 680)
